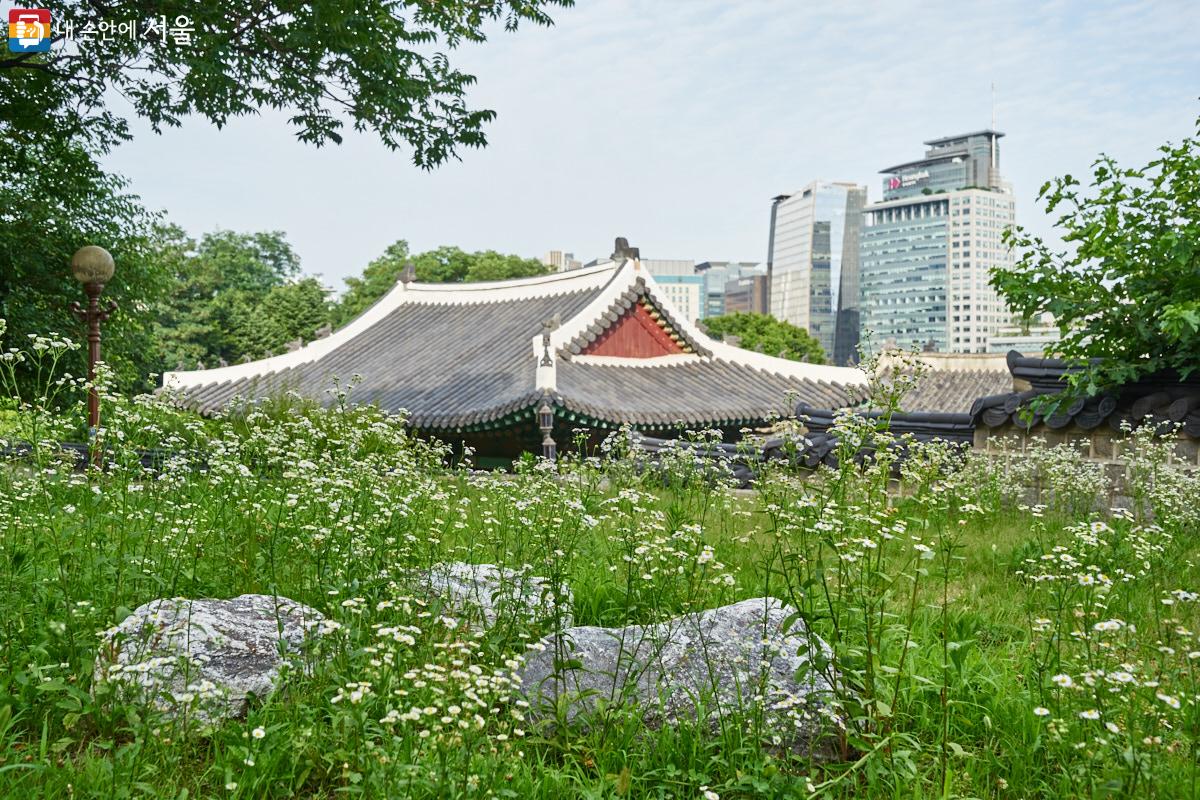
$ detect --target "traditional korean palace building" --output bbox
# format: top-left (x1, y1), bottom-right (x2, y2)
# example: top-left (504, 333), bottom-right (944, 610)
top-left (165, 242), bottom-right (865, 461)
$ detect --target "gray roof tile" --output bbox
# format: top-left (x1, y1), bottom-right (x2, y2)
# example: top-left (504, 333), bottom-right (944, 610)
top-left (181, 289), bottom-right (597, 426)
top-left (555, 359), bottom-right (852, 427)
top-left (176, 281), bottom-right (855, 430)
top-left (854, 369), bottom-right (1013, 414)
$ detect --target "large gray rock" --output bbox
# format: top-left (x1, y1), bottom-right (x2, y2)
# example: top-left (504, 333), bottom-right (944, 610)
top-left (413, 562), bottom-right (573, 629)
top-left (517, 597), bottom-right (841, 757)
top-left (94, 594), bottom-right (329, 724)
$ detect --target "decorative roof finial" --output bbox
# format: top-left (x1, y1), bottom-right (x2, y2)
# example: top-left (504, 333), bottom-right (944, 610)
top-left (611, 237), bottom-right (640, 262)
top-left (540, 318), bottom-right (555, 366)
top-left (399, 262), bottom-right (416, 284)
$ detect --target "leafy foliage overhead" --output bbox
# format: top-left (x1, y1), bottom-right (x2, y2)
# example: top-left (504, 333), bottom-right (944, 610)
top-left (334, 239), bottom-right (549, 326)
top-left (992, 116), bottom-right (1200, 397)
top-left (702, 312), bottom-right (827, 365)
top-left (0, 0), bottom-right (572, 166)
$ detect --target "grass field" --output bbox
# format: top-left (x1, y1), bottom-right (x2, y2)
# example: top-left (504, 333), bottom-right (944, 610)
top-left (2, 334), bottom-right (1200, 799)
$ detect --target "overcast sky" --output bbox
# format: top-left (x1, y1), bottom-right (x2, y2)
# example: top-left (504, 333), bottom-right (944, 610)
top-left (104, 0), bottom-right (1200, 292)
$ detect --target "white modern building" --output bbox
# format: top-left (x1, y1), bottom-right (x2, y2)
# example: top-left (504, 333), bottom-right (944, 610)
top-left (641, 259), bottom-right (705, 323)
top-left (543, 250), bottom-right (582, 272)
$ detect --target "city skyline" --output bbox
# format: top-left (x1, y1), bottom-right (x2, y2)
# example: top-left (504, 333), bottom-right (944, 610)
top-left (102, 1), bottom-right (1200, 291)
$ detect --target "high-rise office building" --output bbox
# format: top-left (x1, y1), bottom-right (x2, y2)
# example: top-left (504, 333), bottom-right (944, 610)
top-left (859, 130), bottom-right (1014, 354)
top-left (695, 261), bottom-right (762, 318)
top-left (767, 181), bottom-right (867, 364)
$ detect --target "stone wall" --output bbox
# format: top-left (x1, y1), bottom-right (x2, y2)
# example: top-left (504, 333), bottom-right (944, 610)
top-left (973, 422), bottom-right (1200, 505)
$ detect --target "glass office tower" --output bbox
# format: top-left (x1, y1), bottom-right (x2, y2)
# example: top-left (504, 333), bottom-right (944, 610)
top-left (767, 181), bottom-right (867, 364)
top-left (695, 261), bottom-right (762, 318)
top-left (859, 130), bottom-right (1015, 354)
top-left (859, 197), bottom-right (950, 352)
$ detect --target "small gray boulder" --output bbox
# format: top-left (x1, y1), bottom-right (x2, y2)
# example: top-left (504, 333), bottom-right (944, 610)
top-left (517, 597), bottom-right (841, 757)
top-left (94, 594), bottom-right (329, 724)
top-left (412, 562), bottom-right (573, 629)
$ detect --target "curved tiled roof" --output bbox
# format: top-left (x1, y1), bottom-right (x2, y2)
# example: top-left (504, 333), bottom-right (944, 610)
top-left (561, 280), bottom-right (709, 357)
top-left (556, 359), bottom-right (852, 429)
top-left (840, 366), bottom-right (1013, 422)
top-left (892, 368), bottom-right (1013, 414)
top-left (800, 360), bottom-right (1015, 460)
top-left (165, 256), bottom-right (867, 432)
top-left (174, 289), bottom-right (598, 427)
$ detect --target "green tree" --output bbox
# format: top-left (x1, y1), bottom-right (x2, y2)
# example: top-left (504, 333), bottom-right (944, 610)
top-left (156, 230), bottom-right (330, 368)
top-left (333, 240), bottom-right (549, 326)
top-left (261, 279), bottom-right (333, 347)
top-left (412, 245), bottom-right (477, 283)
top-left (465, 250), bottom-right (551, 282)
top-left (702, 312), bottom-right (827, 364)
top-left (0, 137), bottom-right (173, 392)
top-left (0, 1), bottom-right (571, 168)
top-left (991, 116), bottom-right (1200, 398)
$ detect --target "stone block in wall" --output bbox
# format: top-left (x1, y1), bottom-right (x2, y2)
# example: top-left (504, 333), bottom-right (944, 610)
top-left (1091, 430), bottom-right (1117, 460)
top-left (1062, 429), bottom-right (1092, 456)
top-left (1103, 462), bottom-right (1128, 490)
top-left (1172, 438), bottom-right (1200, 467)
top-left (1037, 431), bottom-right (1064, 447)
top-left (974, 428), bottom-right (990, 450)
top-left (1111, 494), bottom-right (1134, 511)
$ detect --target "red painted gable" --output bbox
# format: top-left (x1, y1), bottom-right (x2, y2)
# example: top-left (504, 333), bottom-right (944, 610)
top-left (582, 302), bottom-right (685, 358)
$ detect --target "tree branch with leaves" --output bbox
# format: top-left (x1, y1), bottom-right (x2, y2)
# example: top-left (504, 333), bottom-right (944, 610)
top-left (991, 116), bottom-right (1200, 398)
top-left (1, 0), bottom-right (572, 165)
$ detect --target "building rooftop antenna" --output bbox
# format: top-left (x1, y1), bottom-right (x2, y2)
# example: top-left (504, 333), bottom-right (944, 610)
top-left (990, 81), bottom-right (998, 182)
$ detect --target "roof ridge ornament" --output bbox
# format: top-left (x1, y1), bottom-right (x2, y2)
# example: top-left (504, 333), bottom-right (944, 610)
top-left (399, 262), bottom-right (416, 285)
top-left (540, 318), bottom-right (556, 367)
top-left (611, 236), bottom-right (640, 262)
top-left (536, 317), bottom-right (557, 390)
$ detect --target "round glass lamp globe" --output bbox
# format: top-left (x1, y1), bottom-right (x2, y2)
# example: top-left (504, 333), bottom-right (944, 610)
top-left (70, 245), bottom-right (115, 284)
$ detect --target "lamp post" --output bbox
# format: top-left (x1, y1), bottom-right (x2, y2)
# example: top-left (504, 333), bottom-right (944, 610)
top-left (537, 400), bottom-right (556, 462)
top-left (68, 245), bottom-right (117, 469)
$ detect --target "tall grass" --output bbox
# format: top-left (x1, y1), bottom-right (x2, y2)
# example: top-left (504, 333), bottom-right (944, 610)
top-left (1, 323), bottom-right (1199, 798)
